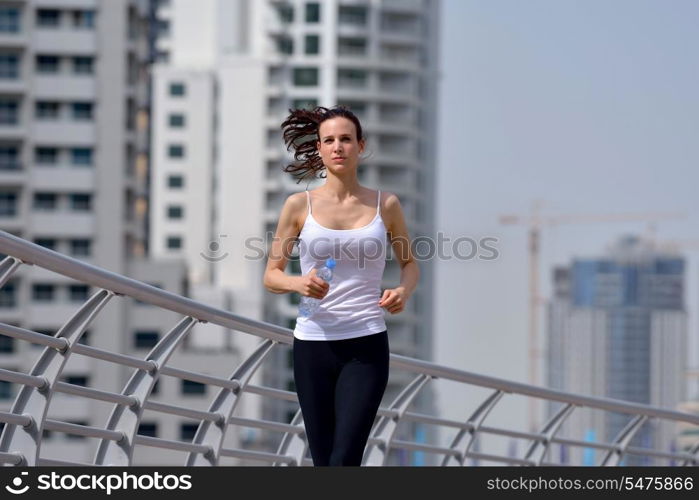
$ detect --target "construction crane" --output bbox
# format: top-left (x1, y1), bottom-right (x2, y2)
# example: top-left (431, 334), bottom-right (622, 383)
top-left (500, 202), bottom-right (685, 432)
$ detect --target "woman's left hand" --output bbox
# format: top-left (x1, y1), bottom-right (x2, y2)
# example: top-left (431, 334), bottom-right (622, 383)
top-left (379, 287), bottom-right (408, 314)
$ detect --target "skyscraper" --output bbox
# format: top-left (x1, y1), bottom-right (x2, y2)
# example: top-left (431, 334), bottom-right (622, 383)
top-left (547, 235), bottom-right (687, 465)
top-left (150, 0), bottom-right (440, 463)
top-left (0, 0), bottom-right (242, 465)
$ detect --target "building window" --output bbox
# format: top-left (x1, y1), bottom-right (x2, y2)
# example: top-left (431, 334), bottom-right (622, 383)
top-left (0, 53), bottom-right (19, 79)
top-left (0, 100), bottom-right (19, 124)
top-left (155, 51), bottom-right (170, 64)
top-left (32, 283), bottom-right (55, 302)
top-left (69, 193), bottom-right (92, 211)
top-left (36, 55), bottom-right (59, 74)
top-left (35, 147), bottom-right (58, 165)
top-left (36, 9), bottom-right (60, 28)
top-left (156, 19), bottom-right (169, 37)
top-left (293, 67), bottom-right (319, 87)
top-left (167, 205), bottom-right (183, 219)
top-left (338, 68), bottom-right (367, 88)
top-left (168, 144), bottom-right (185, 158)
top-left (0, 381), bottom-right (12, 400)
top-left (180, 423), bottom-right (198, 441)
top-left (36, 101), bottom-right (60, 120)
top-left (0, 145), bottom-right (19, 170)
top-left (0, 335), bottom-right (14, 353)
top-left (305, 3), bottom-right (320, 23)
top-left (72, 56), bottom-right (94, 75)
top-left (167, 175), bottom-right (184, 188)
top-left (138, 422), bottom-right (158, 437)
top-left (65, 375), bottom-right (89, 386)
top-left (169, 82), bottom-right (185, 97)
top-left (0, 192), bottom-right (17, 216)
top-left (72, 102), bottom-right (93, 120)
top-left (181, 379), bottom-right (206, 395)
top-left (276, 36), bottom-right (293, 55)
top-left (292, 98), bottom-right (318, 110)
top-left (0, 281), bottom-right (16, 307)
top-left (70, 239), bottom-right (91, 257)
top-left (338, 5), bottom-right (368, 26)
top-left (72, 10), bottom-right (95, 29)
top-left (69, 284), bottom-right (89, 302)
top-left (166, 236), bottom-right (182, 249)
top-left (0, 7), bottom-right (20, 33)
top-left (277, 3), bottom-right (294, 23)
top-left (134, 330), bottom-right (159, 349)
top-left (338, 37), bottom-right (367, 56)
top-left (304, 34), bottom-right (320, 55)
top-left (33, 192), bottom-right (57, 210)
top-left (71, 148), bottom-right (93, 166)
top-left (34, 238), bottom-right (57, 251)
top-left (168, 113), bottom-right (185, 128)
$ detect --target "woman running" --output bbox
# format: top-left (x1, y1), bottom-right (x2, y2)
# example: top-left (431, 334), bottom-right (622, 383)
top-left (263, 106), bottom-right (420, 466)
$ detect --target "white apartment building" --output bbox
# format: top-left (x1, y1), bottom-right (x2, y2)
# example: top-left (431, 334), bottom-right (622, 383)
top-left (0, 0), bottom-right (244, 466)
top-left (150, 0), bottom-right (440, 464)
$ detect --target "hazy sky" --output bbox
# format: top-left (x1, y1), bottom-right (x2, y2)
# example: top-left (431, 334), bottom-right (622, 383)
top-left (434, 0), bottom-right (699, 431)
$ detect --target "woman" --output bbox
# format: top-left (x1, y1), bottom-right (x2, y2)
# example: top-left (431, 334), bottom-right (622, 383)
top-left (263, 106), bottom-right (419, 466)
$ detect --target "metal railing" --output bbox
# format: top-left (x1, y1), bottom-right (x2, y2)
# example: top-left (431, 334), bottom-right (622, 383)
top-left (0, 229), bottom-right (697, 466)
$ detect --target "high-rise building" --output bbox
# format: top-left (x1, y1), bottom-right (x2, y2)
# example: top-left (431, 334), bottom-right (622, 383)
top-left (0, 0), bottom-right (240, 465)
top-left (150, 0), bottom-right (440, 464)
top-left (546, 236), bottom-right (687, 465)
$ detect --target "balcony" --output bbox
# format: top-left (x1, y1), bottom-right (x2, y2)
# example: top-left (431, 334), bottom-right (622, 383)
top-left (29, 212), bottom-right (94, 236)
top-left (33, 29), bottom-right (96, 55)
top-left (33, 75), bottom-right (96, 100)
top-left (0, 31), bottom-right (29, 48)
top-left (32, 122), bottom-right (95, 145)
top-left (29, 166), bottom-right (94, 192)
top-left (381, 0), bottom-right (424, 12)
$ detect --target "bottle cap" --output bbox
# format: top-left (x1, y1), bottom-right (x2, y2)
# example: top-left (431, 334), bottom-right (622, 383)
top-left (325, 258), bottom-right (336, 269)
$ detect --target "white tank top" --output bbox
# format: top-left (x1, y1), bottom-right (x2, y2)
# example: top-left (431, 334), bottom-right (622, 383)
top-left (293, 189), bottom-right (388, 341)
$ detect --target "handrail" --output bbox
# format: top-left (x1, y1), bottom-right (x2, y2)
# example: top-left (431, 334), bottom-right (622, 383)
top-left (0, 229), bottom-right (696, 466)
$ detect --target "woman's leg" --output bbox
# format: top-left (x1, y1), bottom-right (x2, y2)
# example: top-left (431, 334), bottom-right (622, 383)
top-left (293, 337), bottom-right (339, 466)
top-left (329, 331), bottom-right (390, 466)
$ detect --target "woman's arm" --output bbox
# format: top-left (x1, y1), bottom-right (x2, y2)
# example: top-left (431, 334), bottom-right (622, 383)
top-left (263, 193), bottom-right (329, 299)
top-left (378, 192), bottom-right (420, 314)
top-left (263, 193), bottom-right (303, 294)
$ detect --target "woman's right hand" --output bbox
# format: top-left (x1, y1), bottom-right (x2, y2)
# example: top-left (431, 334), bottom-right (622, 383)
top-left (294, 268), bottom-right (329, 299)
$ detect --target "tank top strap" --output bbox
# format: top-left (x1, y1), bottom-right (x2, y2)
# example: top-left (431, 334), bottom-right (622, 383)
top-left (376, 190), bottom-right (381, 216)
top-left (305, 189), bottom-right (312, 215)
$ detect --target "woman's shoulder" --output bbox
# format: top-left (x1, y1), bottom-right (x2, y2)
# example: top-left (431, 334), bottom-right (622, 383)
top-left (378, 190), bottom-right (400, 212)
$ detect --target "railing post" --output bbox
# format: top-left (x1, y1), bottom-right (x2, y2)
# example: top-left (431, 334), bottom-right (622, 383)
top-left (599, 415), bottom-right (648, 466)
top-left (442, 389), bottom-right (504, 466)
top-left (523, 403), bottom-right (575, 465)
top-left (363, 374), bottom-right (431, 466)
top-left (275, 408), bottom-right (307, 466)
top-left (94, 316), bottom-right (198, 465)
top-left (0, 290), bottom-right (113, 465)
top-left (186, 339), bottom-right (275, 466)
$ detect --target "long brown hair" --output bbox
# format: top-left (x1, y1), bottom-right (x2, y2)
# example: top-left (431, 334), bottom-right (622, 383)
top-left (280, 105), bottom-right (364, 184)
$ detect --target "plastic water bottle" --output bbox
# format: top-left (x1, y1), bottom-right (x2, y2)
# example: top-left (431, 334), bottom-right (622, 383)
top-left (298, 258), bottom-right (336, 318)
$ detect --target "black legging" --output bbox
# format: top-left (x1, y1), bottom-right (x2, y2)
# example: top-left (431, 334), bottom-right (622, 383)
top-left (293, 330), bottom-right (389, 466)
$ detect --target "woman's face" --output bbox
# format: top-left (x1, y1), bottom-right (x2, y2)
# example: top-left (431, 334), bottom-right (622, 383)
top-left (316, 117), bottom-right (365, 176)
